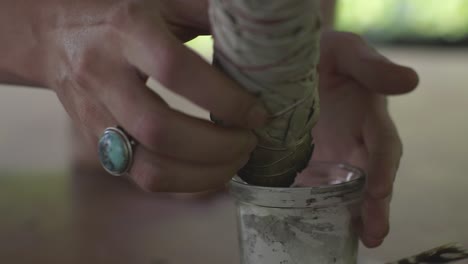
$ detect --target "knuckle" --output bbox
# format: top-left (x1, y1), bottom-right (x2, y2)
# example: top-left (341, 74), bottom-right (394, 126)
top-left (153, 46), bottom-right (186, 90)
top-left (190, 166), bottom-right (236, 192)
top-left (232, 98), bottom-right (256, 126)
top-left (70, 50), bottom-right (98, 92)
top-left (368, 147), bottom-right (390, 159)
top-left (339, 31), bottom-right (365, 46)
top-left (133, 111), bottom-right (170, 150)
top-left (131, 160), bottom-right (171, 193)
top-left (221, 131), bottom-right (256, 163)
top-left (206, 171), bottom-right (235, 190)
top-left (76, 102), bottom-right (100, 130)
top-left (380, 132), bottom-right (403, 160)
top-left (219, 94), bottom-right (259, 128)
top-left (108, 0), bottom-right (146, 31)
top-left (108, 1), bottom-right (183, 92)
top-left (367, 185), bottom-right (393, 201)
top-left (141, 176), bottom-right (171, 193)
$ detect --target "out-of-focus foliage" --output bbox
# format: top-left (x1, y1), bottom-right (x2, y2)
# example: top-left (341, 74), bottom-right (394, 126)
top-left (336, 0), bottom-right (468, 41)
top-left (187, 0), bottom-right (468, 50)
top-left (186, 36), bottom-right (213, 59)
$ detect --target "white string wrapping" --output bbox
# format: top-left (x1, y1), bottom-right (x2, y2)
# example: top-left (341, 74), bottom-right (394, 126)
top-left (209, 0), bottom-right (321, 187)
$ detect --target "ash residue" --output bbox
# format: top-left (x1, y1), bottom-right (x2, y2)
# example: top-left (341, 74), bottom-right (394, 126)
top-left (243, 214), bottom-right (296, 247)
top-left (242, 214), bottom-right (336, 246)
top-left (241, 213), bottom-right (344, 263)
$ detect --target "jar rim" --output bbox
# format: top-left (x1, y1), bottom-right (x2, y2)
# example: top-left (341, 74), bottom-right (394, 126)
top-left (229, 161), bottom-right (366, 208)
top-left (231, 161), bottom-right (365, 190)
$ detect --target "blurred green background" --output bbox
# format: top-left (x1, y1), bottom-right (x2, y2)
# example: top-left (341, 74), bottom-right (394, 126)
top-left (188, 0), bottom-right (468, 51)
top-left (336, 0), bottom-right (468, 44)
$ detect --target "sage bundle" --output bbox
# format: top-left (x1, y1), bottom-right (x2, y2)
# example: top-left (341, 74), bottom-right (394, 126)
top-left (209, 0), bottom-right (322, 187)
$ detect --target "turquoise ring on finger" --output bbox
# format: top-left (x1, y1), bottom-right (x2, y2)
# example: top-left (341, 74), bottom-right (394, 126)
top-left (98, 126), bottom-right (136, 176)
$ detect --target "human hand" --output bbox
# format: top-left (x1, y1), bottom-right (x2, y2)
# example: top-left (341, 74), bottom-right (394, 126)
top-left (36, 0), bottom-right (268, 192)
top-left (310, 31), bottom-right (419, 247)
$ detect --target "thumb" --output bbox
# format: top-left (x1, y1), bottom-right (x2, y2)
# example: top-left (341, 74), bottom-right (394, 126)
top-left (332, 32), bottom-right (419, 95)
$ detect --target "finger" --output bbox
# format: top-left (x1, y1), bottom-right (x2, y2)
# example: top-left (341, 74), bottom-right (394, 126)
top-left (361, 98), bottom-right (402, 247)
top-left (55, 82), bottom-right (116, 149)
top-left (94, 67), bottom-right (257, 164)
top-left (361, 197), bottom-right (391, 248)
top-left (117, 12), bottom-right (268, 128)
top-left (54, 79), bottom-right (119, 172)
top-left (61, 43), bottom-right (258, 166)
top-left (364, 99), bottom-right (401, 202)
top-left (56, 80), bottom-right (245, 193)
top-left (129, 146), bottom-right (248, 192)
top-left (325, 31), bottom-right (419, 95)
top-left (160, 0), bottom-right (210, 34)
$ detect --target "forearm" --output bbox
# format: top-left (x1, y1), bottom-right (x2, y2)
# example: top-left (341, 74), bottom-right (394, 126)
top-left (0, 1), bottom-right (49, 87)
top-left (321, 0), bottom-right (336, 28)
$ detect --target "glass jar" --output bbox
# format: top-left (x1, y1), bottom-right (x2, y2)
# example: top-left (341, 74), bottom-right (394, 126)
top-left (230, 161), bottom-right (366, 264)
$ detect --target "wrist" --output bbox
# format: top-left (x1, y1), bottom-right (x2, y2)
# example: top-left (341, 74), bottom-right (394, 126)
top-left (0, 1), bottom-right (50, 88)
top-left (0, 67), bottom-right (47, 88)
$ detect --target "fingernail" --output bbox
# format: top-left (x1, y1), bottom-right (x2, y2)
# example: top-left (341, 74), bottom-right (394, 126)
top-left (247, 103), bottom-right (269, 129)
top-left (210, 113), bottom-right (225, 126)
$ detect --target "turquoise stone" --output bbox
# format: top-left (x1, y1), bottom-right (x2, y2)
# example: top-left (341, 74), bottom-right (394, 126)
top-left (98, 129), bottom-right (130, 175)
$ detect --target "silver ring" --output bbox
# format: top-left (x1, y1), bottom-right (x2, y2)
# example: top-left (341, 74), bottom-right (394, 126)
top-left (98, 126), bottom-right (136, 176)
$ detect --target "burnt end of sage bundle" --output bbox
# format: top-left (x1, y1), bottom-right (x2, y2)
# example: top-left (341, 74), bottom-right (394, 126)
top-left (209, 0), bottom-right (322, 188)
top-left (238, 132), bottom-right (315, 187)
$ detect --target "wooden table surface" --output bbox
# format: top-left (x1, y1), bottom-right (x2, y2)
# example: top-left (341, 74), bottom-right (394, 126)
top-left (0, 169), bottom-right (242, 264)
top-left (1, 47), bottom-right (468, 263)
